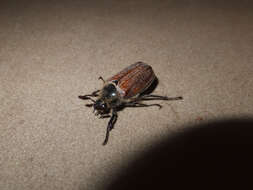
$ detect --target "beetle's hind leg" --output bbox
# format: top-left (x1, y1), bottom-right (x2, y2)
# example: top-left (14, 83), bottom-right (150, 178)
top-left (125, 102), bottom-right (162, 109)
top-left (140, 94), bottom-right (183, 101)
top-left (103, 110), bottom-right (118, 145)
top-left (124, 95), bottom-right (183, 109)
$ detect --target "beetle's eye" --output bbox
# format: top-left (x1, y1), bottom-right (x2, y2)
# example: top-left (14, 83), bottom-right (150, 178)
top-left (100, 103), bottom-right (107, 110)
top-left (94, 99), bottom-right (106, 111)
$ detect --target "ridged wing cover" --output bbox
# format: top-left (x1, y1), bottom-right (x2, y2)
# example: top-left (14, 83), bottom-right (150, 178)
top-left (107, 62), bottom-right (156, 99)
top-left (107, 62), bottom-right (143, 82)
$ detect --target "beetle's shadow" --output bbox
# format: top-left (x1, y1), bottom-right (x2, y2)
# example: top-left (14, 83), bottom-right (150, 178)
top-left (141, 77), bottom-right (159, 96)
top-left (116, 77), bottom-right (159, 112)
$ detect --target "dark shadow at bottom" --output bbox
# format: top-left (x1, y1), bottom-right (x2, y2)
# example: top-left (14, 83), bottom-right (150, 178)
top-left (105, 118), bottom-right (253, 189)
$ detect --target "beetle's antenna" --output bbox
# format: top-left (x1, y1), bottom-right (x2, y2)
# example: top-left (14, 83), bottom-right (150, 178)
top-left (98, 76), bottom-right (105, 83)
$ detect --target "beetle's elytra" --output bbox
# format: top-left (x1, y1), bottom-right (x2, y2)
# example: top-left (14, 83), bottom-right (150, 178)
top-left (79, 62), bottom-right (183, 145)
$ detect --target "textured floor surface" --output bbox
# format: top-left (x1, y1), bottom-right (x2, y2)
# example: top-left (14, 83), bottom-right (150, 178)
top-left (0, 0), bottom-right (253, 189)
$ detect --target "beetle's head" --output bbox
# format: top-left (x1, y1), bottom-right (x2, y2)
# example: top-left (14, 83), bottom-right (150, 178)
top-left (92, 83), bottom-right (120, 114)
top-left (93, 99), bottom-right (109, 114)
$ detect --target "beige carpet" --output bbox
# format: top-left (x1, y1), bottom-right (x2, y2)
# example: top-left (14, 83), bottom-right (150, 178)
top-left (1, 0), bottom-right (253, 189)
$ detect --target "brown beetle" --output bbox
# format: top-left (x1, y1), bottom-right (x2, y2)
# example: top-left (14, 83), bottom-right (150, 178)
top-left (79, 62), bottom-right (183, 145)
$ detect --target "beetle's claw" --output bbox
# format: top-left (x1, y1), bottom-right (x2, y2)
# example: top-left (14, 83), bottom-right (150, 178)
top-left (178, 96), bottom-right (183, 100)
top-left (78, 95), bottom-right (88, 100)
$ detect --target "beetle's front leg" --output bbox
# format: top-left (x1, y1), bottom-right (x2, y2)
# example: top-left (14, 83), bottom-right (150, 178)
top-left (79, 90), bottom-right (100, 99)
top-left (102, 110), bottom-right (118, 145)
top-left (78, 90), bottom-right (100, 103)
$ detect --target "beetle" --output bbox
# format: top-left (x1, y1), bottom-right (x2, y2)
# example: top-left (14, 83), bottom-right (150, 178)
top-left (78, 61), bottom-right (183, 145)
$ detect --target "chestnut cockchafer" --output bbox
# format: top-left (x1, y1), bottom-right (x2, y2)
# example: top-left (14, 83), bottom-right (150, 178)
top-left (79, 62), bottom-right (183, 145)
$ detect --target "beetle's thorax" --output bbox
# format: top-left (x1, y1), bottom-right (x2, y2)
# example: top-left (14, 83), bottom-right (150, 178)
top-left (100, 83), bottom-right (121, 108)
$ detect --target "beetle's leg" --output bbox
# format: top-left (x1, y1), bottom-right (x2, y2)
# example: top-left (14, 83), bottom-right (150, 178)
top-left (85, 103), bottom-right (94, 107)
top-left (140, 95), bottom-right (183, 101)
top-left (79, 90), bottom-right (100, 98)
top-left (78, 95), bottom-right (96, 102)
top-left (102, 110), bottom-right (118, 145)
top-left (125, 102), bottom-right (162, 109)
top-left (78, 90), bottom-right (100, 103)
top-left (91, 90), bottom-right (100, 96)
top-left (98, 76), bottom-right (105, 83)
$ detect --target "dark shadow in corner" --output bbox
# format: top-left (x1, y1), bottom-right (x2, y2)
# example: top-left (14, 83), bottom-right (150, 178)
top-left (105, 118), bottom-right (253, 189)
